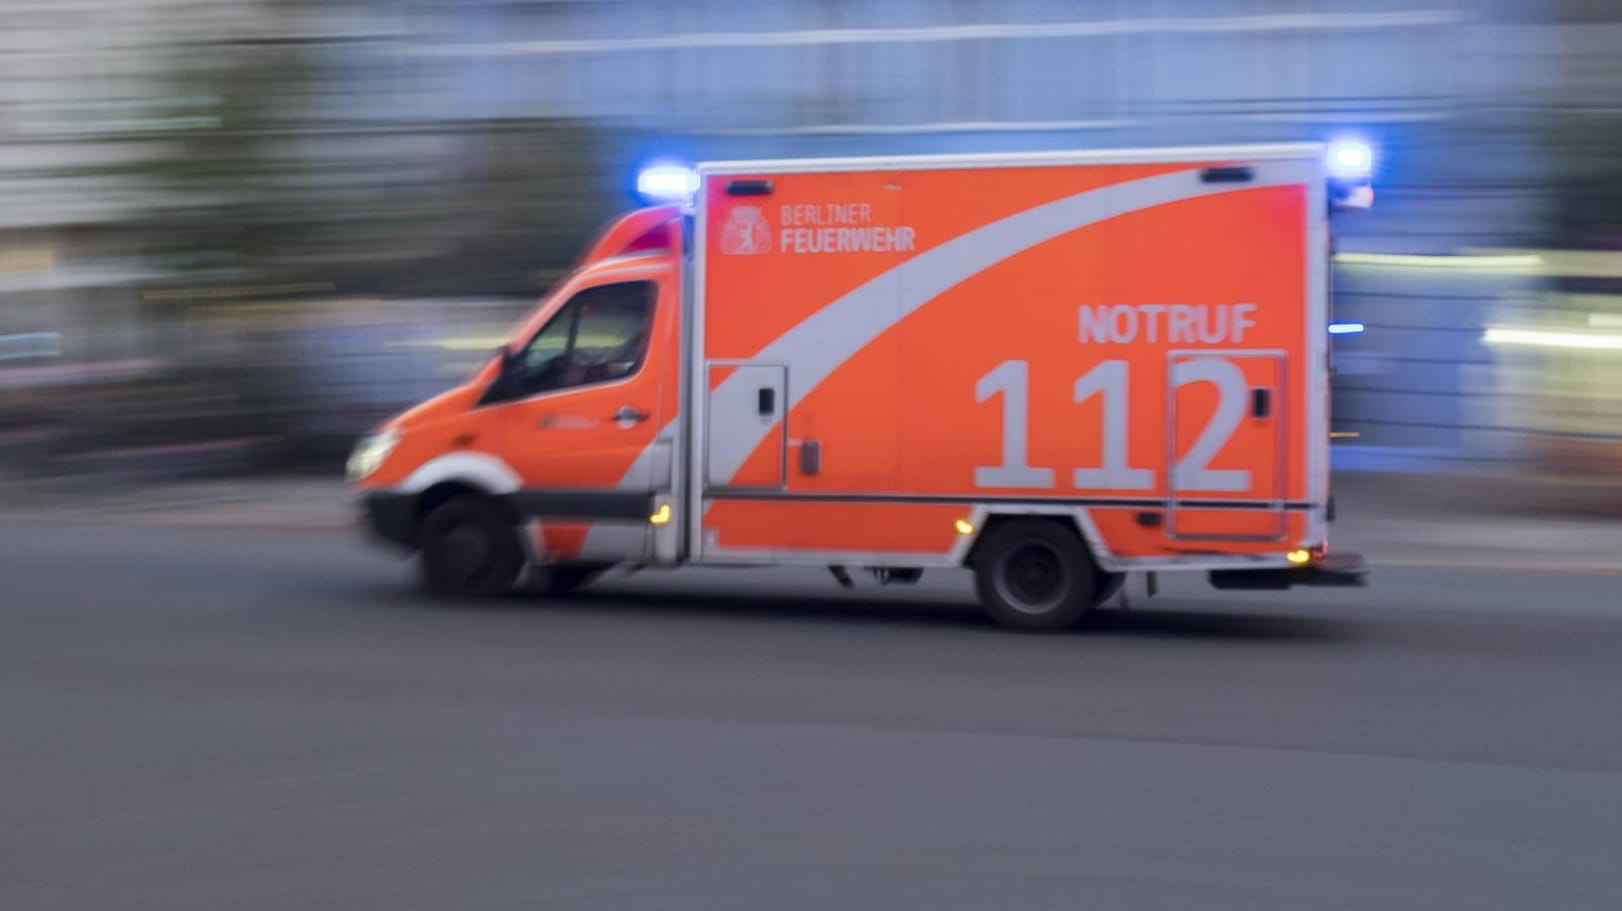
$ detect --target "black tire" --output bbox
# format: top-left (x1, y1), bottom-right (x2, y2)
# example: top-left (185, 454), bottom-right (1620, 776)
top-left (1098, 572), bottom-right (1126, 605)
top-left (526, 563), bottom-right (607, 596)
top-left (417, 495), bottom-right (523, 597)
top-left (973, 520), bottom-right (1101, 631)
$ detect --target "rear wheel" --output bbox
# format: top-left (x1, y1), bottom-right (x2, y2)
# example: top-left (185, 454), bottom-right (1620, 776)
top-left (973, 520), bottom-right (1101, 631)
top-left (418, 495), bottom-right (523, 597)
top-left (1098, 572), bottom-right (1126, 604)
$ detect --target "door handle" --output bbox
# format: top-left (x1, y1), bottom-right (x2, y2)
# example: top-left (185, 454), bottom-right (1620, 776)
top-left (1251, 387), bottom-right (1273, 419)
top-left (798, 439), bottom-right (821, 476)
top-left (611, 405), bottom-right (651, 424)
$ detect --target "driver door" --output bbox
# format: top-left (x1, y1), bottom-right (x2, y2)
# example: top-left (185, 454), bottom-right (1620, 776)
top-left (490, 275), bottom-right (667, 563)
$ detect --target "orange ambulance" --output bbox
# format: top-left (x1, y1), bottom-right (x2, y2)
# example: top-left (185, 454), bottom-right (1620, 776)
top-left (351, 143), bottom-right (1370, 630)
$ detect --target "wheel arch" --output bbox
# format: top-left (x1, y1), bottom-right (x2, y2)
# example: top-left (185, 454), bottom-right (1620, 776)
top-left (961, 507), bottom-right (1115, 572)
top-left (412, 480), bottom-right (520, 545)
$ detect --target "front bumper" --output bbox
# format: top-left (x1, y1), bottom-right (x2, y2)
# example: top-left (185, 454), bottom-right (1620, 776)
top-left (359, 491), bottom-right (417, 551)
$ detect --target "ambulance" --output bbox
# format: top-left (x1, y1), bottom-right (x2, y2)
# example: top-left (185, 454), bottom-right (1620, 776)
top-left (351, 142), bottom-right (1372, 630)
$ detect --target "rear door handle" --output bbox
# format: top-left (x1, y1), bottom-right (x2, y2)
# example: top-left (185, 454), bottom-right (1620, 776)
top-left (1251, 387), bottom-right (1273, 419)
top-left (611, 405), bottom-right (651, 424)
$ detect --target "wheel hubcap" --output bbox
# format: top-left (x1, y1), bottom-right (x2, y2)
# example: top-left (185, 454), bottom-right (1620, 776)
top-left (439, 521), bottom-right (492, 584)
top-left (1001, 543), bottom-right (1067, 612)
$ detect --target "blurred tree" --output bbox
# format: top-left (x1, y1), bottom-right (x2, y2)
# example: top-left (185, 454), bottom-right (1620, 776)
top-left (1548, 0), bottom-right (1622, 249)
top-left (134, 2), bottom-right (320, 280)
top-left (109, 0), bottom-right (631, 465)
top-left (133, 0), bottom-right (624, 296)
top-left (1548, 122), bottom-right (1622, 250)
top-left (385, 120), bottom-right (626, 297)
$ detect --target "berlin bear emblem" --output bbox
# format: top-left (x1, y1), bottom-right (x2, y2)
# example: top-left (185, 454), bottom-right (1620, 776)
top-left (720, 206), bottom-right (772, 255)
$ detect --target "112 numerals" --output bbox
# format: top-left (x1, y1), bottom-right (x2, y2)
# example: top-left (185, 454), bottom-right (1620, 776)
top-left (975, 358), bottom-right (1251, 493)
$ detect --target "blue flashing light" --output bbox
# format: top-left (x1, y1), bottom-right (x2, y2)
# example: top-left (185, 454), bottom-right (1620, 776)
top-left (636, 164), bottom-right (698, 203)
top-left (1326, 139), bottom-right (1374, 180)
top-left (1328, 322), bottom-right (1366, 335)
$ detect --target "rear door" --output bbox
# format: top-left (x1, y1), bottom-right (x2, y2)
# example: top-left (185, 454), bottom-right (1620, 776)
top-left (1167, 350), bottom-right (1288, 540)
top-left (1099, 154), bottom-right (1321, 547)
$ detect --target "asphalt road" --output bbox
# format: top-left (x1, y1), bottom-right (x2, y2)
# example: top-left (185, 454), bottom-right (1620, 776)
top-left (4, 520), bottom-right (1622, 910)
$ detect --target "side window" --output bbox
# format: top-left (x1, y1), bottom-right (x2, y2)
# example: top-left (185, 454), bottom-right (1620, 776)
top-left (519, 302), bottom-right (577, 379)
top-left (511, 281), bottom-right (654, 397)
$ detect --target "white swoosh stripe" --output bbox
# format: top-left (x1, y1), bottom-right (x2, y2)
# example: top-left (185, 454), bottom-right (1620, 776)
top-left (705, 162), bottom-right (1309, 486)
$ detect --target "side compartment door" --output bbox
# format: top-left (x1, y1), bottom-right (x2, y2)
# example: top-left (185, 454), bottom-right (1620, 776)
top-left (704, 363), bottom-right (787, 490)
top-left (1167, 350), bottom-right (1288, 540)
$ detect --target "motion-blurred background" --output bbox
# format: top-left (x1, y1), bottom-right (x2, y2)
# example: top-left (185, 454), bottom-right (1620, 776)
top-left (3, 0), bottom-right (1620, 507)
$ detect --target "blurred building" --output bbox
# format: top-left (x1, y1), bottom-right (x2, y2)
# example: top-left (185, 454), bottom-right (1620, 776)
top-left (3, 0), bottom-right (1621, 474)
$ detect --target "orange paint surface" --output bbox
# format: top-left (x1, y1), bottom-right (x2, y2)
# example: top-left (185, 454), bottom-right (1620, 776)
top-left (705, 501), bottom-right (966, 554)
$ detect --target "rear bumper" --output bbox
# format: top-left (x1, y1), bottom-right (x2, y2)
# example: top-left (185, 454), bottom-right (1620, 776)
top-left (1208, 552), bottom-right (1368, 590)
top-left (359, 491), bottom-right (417, 551)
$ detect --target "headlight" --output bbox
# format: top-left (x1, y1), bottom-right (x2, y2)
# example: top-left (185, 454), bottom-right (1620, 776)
top-left (346, 429), bottom-right (400, 482)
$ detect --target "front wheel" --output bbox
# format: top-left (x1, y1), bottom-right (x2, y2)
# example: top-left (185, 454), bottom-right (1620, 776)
top-left (418, 495), bottom-right (524, 597)
top-left (973, 520), bottom-right (1101, 632)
